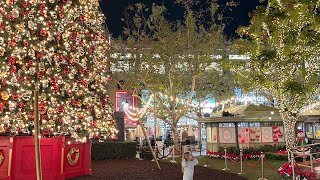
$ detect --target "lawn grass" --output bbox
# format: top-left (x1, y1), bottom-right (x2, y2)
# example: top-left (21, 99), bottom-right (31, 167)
top-left (161, 156), bottom-right (287, 180)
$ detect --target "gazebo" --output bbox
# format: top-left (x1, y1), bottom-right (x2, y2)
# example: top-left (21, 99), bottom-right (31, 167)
top-left (199, 104), bottom-right (304, 151)
top-left (299, 110), bottom-right (320, 142)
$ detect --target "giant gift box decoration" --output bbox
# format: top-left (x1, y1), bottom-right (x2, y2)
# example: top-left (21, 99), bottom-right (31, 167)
top-left (0, 136), bottom-right (91, 180)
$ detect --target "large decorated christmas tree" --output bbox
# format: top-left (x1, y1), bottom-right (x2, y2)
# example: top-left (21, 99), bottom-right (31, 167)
top-left (0, 0), bottom-right (117, 141)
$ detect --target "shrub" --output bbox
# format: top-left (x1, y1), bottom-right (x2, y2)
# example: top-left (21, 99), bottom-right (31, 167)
top-left (264, 152), bottom-right (288, 161)
top-left (91, 141), bottom-right (137, 160)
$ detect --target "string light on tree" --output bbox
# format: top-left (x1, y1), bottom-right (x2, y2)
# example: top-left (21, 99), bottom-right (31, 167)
top-left (0, 0), bottom-right (117, 141)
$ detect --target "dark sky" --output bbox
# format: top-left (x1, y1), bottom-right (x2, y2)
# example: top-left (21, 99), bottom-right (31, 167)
top-left (100, 0), bottom-right (263, 38)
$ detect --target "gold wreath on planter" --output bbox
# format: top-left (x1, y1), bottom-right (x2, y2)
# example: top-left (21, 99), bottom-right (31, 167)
top-left (66, 148), bottom-right (79, 166)
top-left (0, 150), bottom-right (4, 167)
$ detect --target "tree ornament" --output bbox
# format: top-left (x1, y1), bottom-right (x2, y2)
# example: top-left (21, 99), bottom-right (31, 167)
top-left (1, 91), bottom-right (9, 101)
top-left (40, 29), bottom-right (47, 36)
top-left (8, 101), bottom-right (16, 111)
top-left (11, 8), bottom-right (19, 18)
top-left (39, 102), bottom-right (47, 114)
top-left (21, 91), bottom-right (32, 101)
top-left (56, 106), bottom-right (64, 114)
top-left (12, 93), bottom-right (19, 100)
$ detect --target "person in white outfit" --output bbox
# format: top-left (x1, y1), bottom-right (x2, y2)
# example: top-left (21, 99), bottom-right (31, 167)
top-left (181, 151), bottom-right (199, 180)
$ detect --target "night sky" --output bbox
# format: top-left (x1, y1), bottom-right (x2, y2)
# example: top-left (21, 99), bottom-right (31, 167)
top-left (100, 0), bottom-right (264, 38)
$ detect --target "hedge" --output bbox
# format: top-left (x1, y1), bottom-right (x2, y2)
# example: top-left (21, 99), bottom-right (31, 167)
top-left (218, 144), bottom-right (286, 155)
top-left (91, 141), bottom-right (137, 160)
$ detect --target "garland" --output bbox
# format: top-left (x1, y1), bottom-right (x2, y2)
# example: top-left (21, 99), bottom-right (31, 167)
top-left (67, 148), bottom-right (79, 166)
top-left (0, 150), bottom-right (4, 167)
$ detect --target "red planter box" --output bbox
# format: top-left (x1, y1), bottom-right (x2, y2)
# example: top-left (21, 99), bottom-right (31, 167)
top-left (0, 136), bottom-right (91, 180)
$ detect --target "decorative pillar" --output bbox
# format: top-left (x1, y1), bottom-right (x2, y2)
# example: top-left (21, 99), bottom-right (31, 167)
top-left (114, 112), bottom-right (125, 142)
top-left (198, 122), bottom-right (202, 155)
top-left (8, 137), bottom-right (13, 177)
top-left (234, 122), bottom-right (239, 151)
top-left (61, 136), bottom-right (65, 174)
top-left (217, 123), bottom-right (220, 150)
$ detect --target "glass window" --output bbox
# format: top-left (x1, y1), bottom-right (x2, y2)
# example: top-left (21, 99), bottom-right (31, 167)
top-left (305, 123), bottom-right (314, 139)
top-left (219, 123), bottom-right (235, 127)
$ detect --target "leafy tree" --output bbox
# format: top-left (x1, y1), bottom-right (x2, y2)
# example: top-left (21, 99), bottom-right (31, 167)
top-left (111, 1), bottom-right (224, 146)
top-left (233, 0), bottom-right (320, 148)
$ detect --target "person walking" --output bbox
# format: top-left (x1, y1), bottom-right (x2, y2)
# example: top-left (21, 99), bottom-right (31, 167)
top-left (181, 151), bottom-right (198, 180)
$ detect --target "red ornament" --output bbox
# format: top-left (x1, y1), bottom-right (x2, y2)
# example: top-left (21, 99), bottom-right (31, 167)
top-left (100, 33), bottom-right (105, 40)
top-left (0, 22), bottom-right (4, 30)
top-left (70, 32), bottom-right (76, 41)
top-left (47, 21), bottom-right (53, 28)
top-left (40, 115), bottom-right (47, 120)
top-left (82, 80), bottom-right (87, 87)
top-left (37, 72), bottom-right (44, 79)
top-left (0, 8), bottom-right (6, 15)
top-left (23, 11), bottom-right (29, 17)
top-left (2, 79), bottom-right (7, 85)
top-left (40, 4), bottom-right (46, 11)
top-left (40, 29), bottom-right (47, 37)
top-left (80, 16), bottom-right (85, 21)
top-left (85, 67), bottom-right (90, 73)
top-left (24, 77), bottom-right (30, 85)
top-left (77, 113), bottom-right (84, 119)
top-left (63, 67), bottom-right (70, 74)
top-left (50, 76), bottom-right (56, 85)
top-left (58, 119), bottom-right (63, 124)
top-left (18, 102), bottom-right (24, 108)
top-left (28, 60), bottom-right (33, 66)
top-left (17, 75), bottom-right (23, 82)
top-left (8, 14), bottom-right (15, 21)
top-left (23, 1), bottom-right (30, 8)
top-left (56, 106), bottom-right (64, 114)
top-left (39, 102), bottom-right (47, 114)
top-left (12, 93), bottom-right (19, 100)
top-left (23, 41), bottom-right (29, 46)
top-left (76, 79), bottom-right (82, 84)
top-left (28, 112), bottom-right (34, 120)
top-left (9, 39), bottom-right (16, 47)
top-left (89, 46), bottom-right (94, 53)
top-left (8, 56), bottom-right (16, 65)
top-left (71, 99), bottom-right (79, 106)
top-left (78, 67), bottom-right (83, 74)
top-left (0, 101), bottom-right (5, 110)
top-left (37, 52), bottom-right (44, 59)
top-left (10, 67), bottom-right (16, 73)
top-left (52, 84), bottom-right (59, 93)
top-left (56, 34), bottom-right (61, 43)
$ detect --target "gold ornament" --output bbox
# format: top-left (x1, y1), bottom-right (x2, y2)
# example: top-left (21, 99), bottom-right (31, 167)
top-left (39, 62), bottom-right (45, 72)
top-left (1, 91), bottom-right (9, 101)
top-left (15, 23), bottom-right (25, 33)
top-left (0, 47), bottom-right (5, 56)
top-left (66, 148), bottom-right (79, 166)
top-left (0, 150), bottom-right (4, 167)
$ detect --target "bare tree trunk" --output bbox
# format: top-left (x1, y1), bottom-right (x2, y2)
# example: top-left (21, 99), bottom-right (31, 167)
top-left (280, 111), bottom-right (297, 149)
top-left (172, 125), bottom-right (180, 150)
